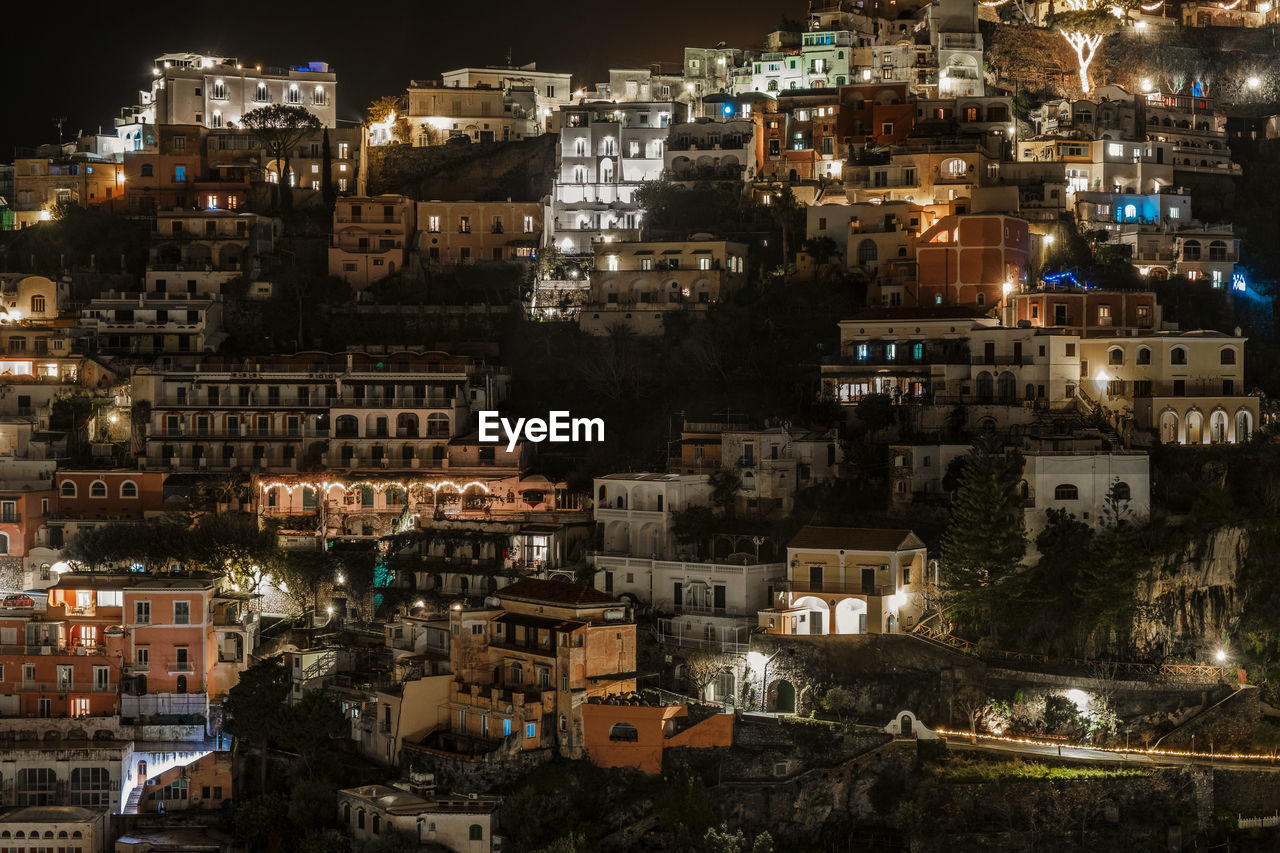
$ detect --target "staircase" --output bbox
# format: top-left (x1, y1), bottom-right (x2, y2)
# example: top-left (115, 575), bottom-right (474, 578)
top-left (123, 785), bottom-right (143, 814)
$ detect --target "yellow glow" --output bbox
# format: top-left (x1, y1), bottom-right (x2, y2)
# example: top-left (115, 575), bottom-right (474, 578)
top-left (37, 210), bottom-right (52, 222)
top-left (1002, 281), bottom-right (1014, 296)
top-left (1135, 20), bottom-right (1147, 29)
top-left (1043, 234), bottom-right (1055, 246)
top-left (1248, 76), bottom-right (1262, 90)
top-left (1262, 1), bottom-right (1273, 11)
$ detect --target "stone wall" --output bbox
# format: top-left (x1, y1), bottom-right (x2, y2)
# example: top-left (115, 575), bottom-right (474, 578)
top-left (367, 137), bottom-right (557, 202)
top-left (1153, 685), bottom-right (1261, 751)
top-left (400, 741), bottom-right (552, 791)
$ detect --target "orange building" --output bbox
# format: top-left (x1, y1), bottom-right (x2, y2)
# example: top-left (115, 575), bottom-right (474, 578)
top-left (0, 487), bottom-right (56, 559)
top-left (914, 213), bottom-right (1030, 308)
top-left (0, 594), bottom-right (126, 719)
top-left (1005, 289), bottom-right (1160, 336)
top-left (121, 125), bottom-right (251, 213)
top-left (838, 83), bottom-right (916, 146)
top-left (581, 699), bottom-right (734, 774)
top-left (439, 579), bottom-right (636, 760)
top-left (139, 751), bottom-right (233, 812)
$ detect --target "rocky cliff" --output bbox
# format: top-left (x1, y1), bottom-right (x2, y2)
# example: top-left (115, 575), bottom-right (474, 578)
top-left (1134, 526), bottom-right (1249, 657)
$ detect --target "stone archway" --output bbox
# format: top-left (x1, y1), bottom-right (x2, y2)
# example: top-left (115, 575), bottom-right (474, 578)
top-left (769, 679), bottom-right (796, 713)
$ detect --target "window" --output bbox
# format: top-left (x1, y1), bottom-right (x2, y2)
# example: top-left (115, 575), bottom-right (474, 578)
top-left (31, 295), bottom-right (46, 314)
top-left (61, 481), bottom-right (76, 498)
top-left (523, 215), bottom-right (534, 233)
top-left (135, 601), bottom-right (151, 624)
top-left (470, 825), bottom-right (484, 841)
top-left (90, 480), bottom-right (107, 498)
top-left (1171, 346), bottom-right (1188, 365)
top-left (98, 590), bottom-right (122, 607)
top-left (1108, 347), bottom-right (1123, 365)
top-left (17, 768), bottom-right (57, 805)
top-left (141, 163), bottom-right (154, 178)
top-left (609, 722), bottom-right (639, 741)
top-left (175, 165), bottom-right (186, 182)
top-left (1054, 484), bottom-right (1079, 500)
top-left (1220, 348), bottom-right (1237, 365)
top-left (121, 480), bottom-right (138, 498)
top-left (526, 722), bottom-right (537, 738)
top-left (1137, 347), bottom-right (1151, 365)
top-left (70, 767), bottom-right (111, 806)
top-left (1108, 143), bottom-right (1124, 157)
top-left (1113, 481), bottom-right (1131, 501)
top-left (174, 601), bottom-right (190, 625)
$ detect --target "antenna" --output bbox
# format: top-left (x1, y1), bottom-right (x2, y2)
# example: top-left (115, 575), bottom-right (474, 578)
top-left (505, 47), bottom-right (513, 67)
top-left (54, 117), bottom-right (67, 145)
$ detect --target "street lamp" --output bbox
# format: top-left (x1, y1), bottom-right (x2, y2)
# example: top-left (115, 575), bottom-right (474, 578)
top-left (1247, 76), bottom-right (1262, 90)
top-left (1215, 648), bottom-right (1227, 663)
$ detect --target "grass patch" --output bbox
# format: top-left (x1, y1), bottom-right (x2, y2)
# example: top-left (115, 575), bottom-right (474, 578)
top-left (932, 756), bottom-right (1150, 783)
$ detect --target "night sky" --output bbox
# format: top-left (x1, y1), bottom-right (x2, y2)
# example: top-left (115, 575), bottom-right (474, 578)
top-left (1, 0), bottom-right (805, 156)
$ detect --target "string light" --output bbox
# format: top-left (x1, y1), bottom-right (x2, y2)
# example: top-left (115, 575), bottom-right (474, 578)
top-left (257, 478), bottom-right (492, 496)
top-left (933, 727), bottom-right (1278, 762)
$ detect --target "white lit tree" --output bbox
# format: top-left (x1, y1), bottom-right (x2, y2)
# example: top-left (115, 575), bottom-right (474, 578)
top-left (1050, 2), bottom-right (1117, 95)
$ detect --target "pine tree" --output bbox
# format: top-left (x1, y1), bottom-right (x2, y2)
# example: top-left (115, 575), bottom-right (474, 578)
top-left (320, 129), bottom-right (335, 207)
top-left (940, 435), bottom-right (1027, 643)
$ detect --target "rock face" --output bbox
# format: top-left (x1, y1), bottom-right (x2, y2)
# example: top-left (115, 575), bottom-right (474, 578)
top-left (1133, 526), bottom-right (1248, 657)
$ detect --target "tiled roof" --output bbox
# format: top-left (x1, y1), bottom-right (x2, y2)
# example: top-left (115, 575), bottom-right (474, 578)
top-left (788, 526), bottom-right (922, 553)
top-left (498, 578), bottom-right (619, 606)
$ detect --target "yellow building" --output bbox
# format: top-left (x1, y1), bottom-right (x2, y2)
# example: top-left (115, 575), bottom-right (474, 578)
top-left (13, 150), bottom-right (124, 226)
top-left (760, 526), bottom-right (929, 635)
top-left (416, 200), bottom-right (542, 263)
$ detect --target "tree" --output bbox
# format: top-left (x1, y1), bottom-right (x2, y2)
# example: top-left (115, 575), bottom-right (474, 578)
top-left (683, 651), bottom-right (735, 701)
top-left (275, 691), bottom-right (348, 776)
top-left (277, 549), bottom-right (337, 615)
top-left (1048, 1), bottom-right (1131, 94)
top-left (768, 186), bottom-right (802, 272)
top-left (940, 436), bottom-right (1027, 643)
top-left (854, 393), bottom-right (895, 434)
top-left (709, 468), bottom-right (742, 517)
top-left (185, 513), bottom-right (279, 593)
top-left (818, 685), bottom-right (858, 722)
top-left (223, 656), bottom-right (290, 793)
top-left (241, 105), bottom-right (323, 210)
top-left (320, 129), bottom-right (335, 206)
top-left (954, 686), bottom-right (993, 743)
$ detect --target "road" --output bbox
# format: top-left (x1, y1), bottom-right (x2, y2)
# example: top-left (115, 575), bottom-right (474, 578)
top-left (940, 732), bottom-right (1280, 771)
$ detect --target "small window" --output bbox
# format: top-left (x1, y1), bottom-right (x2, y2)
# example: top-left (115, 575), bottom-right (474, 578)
top-left (90, 481), bottom-right (107, 498)
top-left (469, 825), bottom-right (484, 841)
top-left (609, 722), bottom-right (639, 742)
top-left (121, 480), bottom-right (138, 498)
top-left (1137, 347), bottom-right (1151, 365)
top-left (1054, 484), bottom-right (1079, 500)
top-left (1171, 346), bottom-right (1188, 366)
top-left (1108, 347), bottom-right (1124, 365)
top-left (1220, 348), bottom-right (1236, 365)
top-left (61, 481), bottom-right (76, 498)
top-left (1113, 481), bottom-right (1131, 501)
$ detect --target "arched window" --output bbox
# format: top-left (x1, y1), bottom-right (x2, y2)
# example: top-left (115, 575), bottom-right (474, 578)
top-left (344, 803), bottom-right (351, 824)
top-left (509, 661), bottom-right (524, 684)
top-left (90, 481), bottom-right (107, 498)
top-left (1108, 347), bottom-right (1124, 365)
top-left (1183, 240), bottom-right (1201, 260)
top-left (1170, 346), bottom-right (1188, 365)
top-left (941, 158), bottom-right (968, 178)
top-left (856, 239), bottom-right (878, 264)
top-left (140, 163), bottom-right (154, 178)
top-left (1220, 348), bottom-right (1237, 365)
top-left (372, 815), bottom-right (381, 834)
top-left (1137, 347), bottom-right (1151, 365)
top-left (121, 481), bottom-right (138, 498)
top-left (1122, 204), bottom-right (1137, 221)
top-left (470, 825), bottom-right (484, 841)
top-left (61, 481), bottom-right (76, 498)
top-left (1112, 481), bottom-right (1131, 501)
top-left (357, 809), bottom-right (365, 829)
top-left (0, 533), bottom-right (12, 555)
top-left (1209, 240), bottom-right (1228, 261)
top-left (1054, 484), bottom-right (1079, 500)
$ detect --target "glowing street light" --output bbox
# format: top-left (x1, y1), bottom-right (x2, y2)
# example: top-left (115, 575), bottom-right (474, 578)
top-left (1216, 649), bottom-right (1227, 663)
top-left (1043, 233), bottom-right (1056, 246)
top-left (1247, 76), bottom-right (1262, 90)
top-left (1141, 78), bottom-right (1153, 92)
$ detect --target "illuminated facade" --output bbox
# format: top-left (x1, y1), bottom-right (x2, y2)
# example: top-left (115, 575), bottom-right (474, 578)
top-left (329, 196), bottom-right (416, 290)
top-left (405, 81), bottom-right (540, 145)
top-left (760, 526), bottom-right (930, 635)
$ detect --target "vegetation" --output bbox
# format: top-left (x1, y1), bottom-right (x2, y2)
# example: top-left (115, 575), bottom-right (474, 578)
top-left (929, 756), bottom-right (1148, 783)
top-left (242, 105), bottom-right (323, 209)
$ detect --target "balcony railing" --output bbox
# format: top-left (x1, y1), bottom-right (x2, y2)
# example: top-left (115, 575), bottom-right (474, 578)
top-left (786, 581), bottom-right (898, 596)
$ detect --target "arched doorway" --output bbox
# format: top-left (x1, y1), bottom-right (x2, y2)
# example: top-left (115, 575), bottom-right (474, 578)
top-left (833, 598), bottom-right (868, 634)
top-left (792, 596), bottom-right (829, 635)
top-left (1210, 410), bottom-right (1228, 444)
top-left (1185, 410), bottom-right (1204, 444)
top-left (771, 680), bottom-right (796, 713)
top-left (1236, 409), bottom-right (1253, 443)
top-left (176, 675), bottom-right (187, 694)
top-left (900, 713), bottom-right (914, 737)
top-left (1159, 410), bottom-right (1179, 444)
top-left (137, 760), bottom-right (147, 783)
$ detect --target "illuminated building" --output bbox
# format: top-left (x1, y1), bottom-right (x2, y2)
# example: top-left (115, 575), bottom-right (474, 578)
top-left (404, 80), bottom-right (540, 145)
top-left (328, 196), bottom-right (415, 290)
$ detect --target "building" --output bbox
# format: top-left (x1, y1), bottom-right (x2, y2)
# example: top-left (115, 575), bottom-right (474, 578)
top-left (1004, 288), bottom-right (1161, 337)
top-left (120, 124), bottom-right (250, 213)
top-left (581, 698), bottom-right (734, 774)
top-left (337, 785), bottom-right (502, 851)
top-left (580, 239), bottom-right (750, 335)
top-left (549, 101), bottom-right (673, 253)
top-left (416, 200), bottom-right (542, 264)
top-left (79, 292), bottom-right (225, 356)
top-left (664, 119), bottom-right (761, 184)
top-left (127, 53), bottom-right (337, 130)
top-left (760, 526), bottom-right (931, 635)
top-left (429, 579), bottom-right (635, 760)
top-left (440, 64), bottom-right (574, 133)
top-left (132, 350), bottom-right (495, 477)
top-left (0, 805), bottom-right (108, 852)
top-left (12, 148), bottom-right (124, 227)
top-left (329, 196), bottom-right (416, 290)
top-left (1020, 450), bottom-right (1151, 539)
top-left (405, 81), bottom-right (541, 145)
top-left (730, 30), bottom-right (858, 96)
top-left (145, 210), bottom-right (278, 295)
top-left (137, 751), bottom-right (232, 813)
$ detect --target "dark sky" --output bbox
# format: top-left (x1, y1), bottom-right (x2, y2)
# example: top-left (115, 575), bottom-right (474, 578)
top-left (1, 0), bottom-right (804, 156)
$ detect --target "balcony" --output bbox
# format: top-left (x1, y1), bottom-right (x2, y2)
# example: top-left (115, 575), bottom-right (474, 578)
top-left (167, 661), bottom-right (194, 674)
top-left (0, 512), bottom-right (20, 524)
top-left (785, 581), bottom-right (898, 597)
top-left (970, 355), bottom-right (1035, 366)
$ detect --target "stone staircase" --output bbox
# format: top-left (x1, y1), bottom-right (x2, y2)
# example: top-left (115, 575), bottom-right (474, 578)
top-left (123, 785), bottom-right (143, 815)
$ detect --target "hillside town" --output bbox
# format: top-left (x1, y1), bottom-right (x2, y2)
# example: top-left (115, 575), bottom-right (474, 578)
top-left (3, 0), bottom-right (1280, 850)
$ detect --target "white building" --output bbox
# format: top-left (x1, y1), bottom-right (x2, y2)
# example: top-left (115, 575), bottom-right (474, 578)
top-left (78, 292), bottom-right (225, 356)
top-left (593, 473), bottom-right (711, 559)
top-left (338, 785), bottom-right (501, 851)
top-left (1021, 450), bottom-right (1150, 540)
top-left (665, 119), bottom-right (759, 184)
top-left (550, 101), bottom-right (672, 253)
top-left (125, 53), bottom-right (337, 130)
top-left (731, 31), bottom-right (858, 96)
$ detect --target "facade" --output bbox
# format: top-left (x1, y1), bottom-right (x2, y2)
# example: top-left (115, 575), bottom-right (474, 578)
top-left (329, 196), bottom-right (416, 290)
top-left (0, 806), bottom-right (108, 853)
top-left (137, 751), bottom-right (232, 813)
top-left (438, 579), bottom-right (635, 760)
top-left (121, 124), bottom-right (249, 213)
top-left (416, 201), bottom-right (542, 264)
top-left (550, 101), bottom-right (673, 253)
top-left (440, 64), bottom-right (574, 132)
top-left (761, 526), bottom-right (931, 635)
top-left (79, 293), bottom-right (225, 355)
top-left (12, 150), bottom-right (124, 226)
top-left (146, 211), bottom-right (278, 295)
top-left (580, 239), bottom-right (750, 335)
top-left (581, 700), bottom-right (734, 774)
top-left (665, 119), bottom-right (761, 184)
top-left (405, 81), bottom-right (540, 145)
top-left (128, 53), bottom-right (337, 129)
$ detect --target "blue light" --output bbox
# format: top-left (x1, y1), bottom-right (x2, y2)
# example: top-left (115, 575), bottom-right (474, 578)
top-left (1232, 273), bottom-right (1247, 292)
top-left (723, 103), bottom-right (734, 117)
